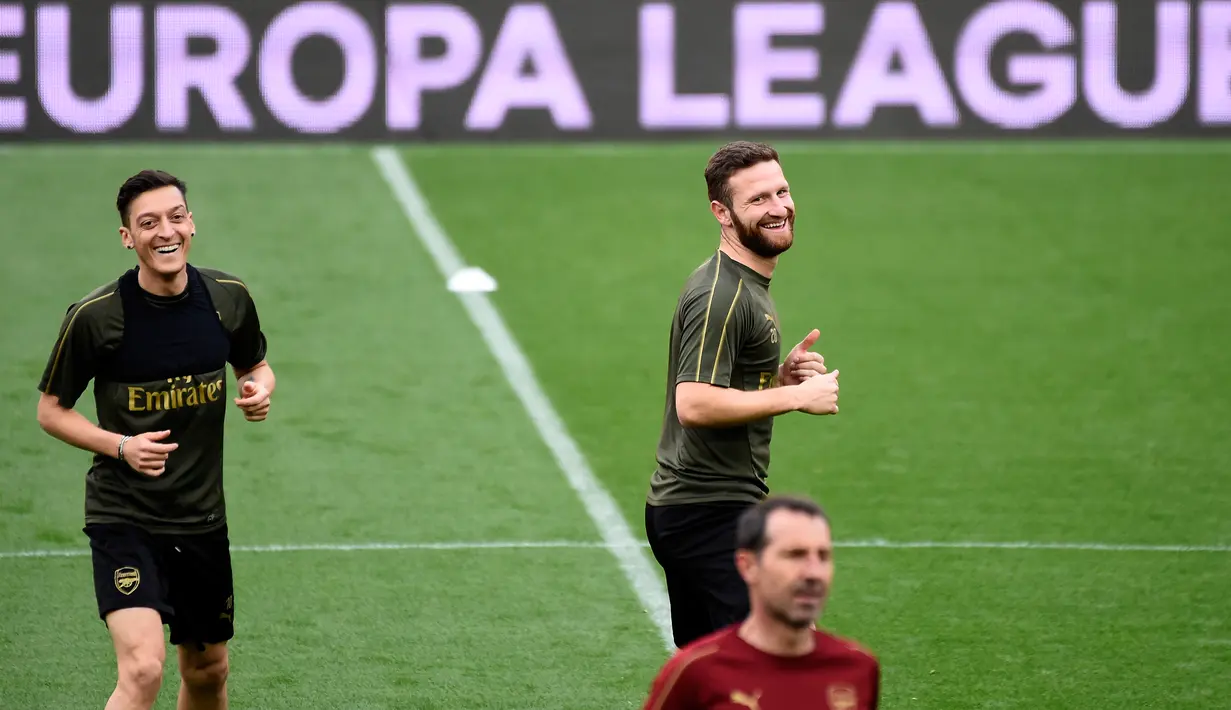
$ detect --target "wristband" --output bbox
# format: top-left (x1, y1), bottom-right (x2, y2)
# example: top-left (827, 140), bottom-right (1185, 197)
top-left (117, 435), bottom-right (133, 461)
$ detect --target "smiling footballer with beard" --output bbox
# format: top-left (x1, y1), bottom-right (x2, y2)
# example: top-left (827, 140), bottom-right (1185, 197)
top-left (36, 169), bottom-right (276, 710)
top-left (645, 141), bottom-right (843, 651)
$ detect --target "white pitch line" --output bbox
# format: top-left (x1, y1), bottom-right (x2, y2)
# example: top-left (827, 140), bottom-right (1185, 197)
top-left (4, 538), bottom-right (1227, 560)
top-left (836, 539), bottom-right (1231, 552)
top-left (0, 540), bottom-right (609, 559)
top-left (370, 145), bottom-right (677, 651)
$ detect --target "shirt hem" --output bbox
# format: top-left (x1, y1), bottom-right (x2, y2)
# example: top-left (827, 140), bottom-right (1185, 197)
top-left (646, 491), bottom-right (766, 507)
top-left (83, 514), bottom-right (228, 536)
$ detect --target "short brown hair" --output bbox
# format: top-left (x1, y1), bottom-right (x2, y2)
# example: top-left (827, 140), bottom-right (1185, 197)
top-left (705, 141), bottom-right (781, 209)
top-left (117, 169), bottom-right (187, 227)
top-left (736, 495), bottom-right (829, 556)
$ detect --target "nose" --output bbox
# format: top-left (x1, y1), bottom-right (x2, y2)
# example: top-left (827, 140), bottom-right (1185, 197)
top-left (802, 554), bottom-right (828, 579)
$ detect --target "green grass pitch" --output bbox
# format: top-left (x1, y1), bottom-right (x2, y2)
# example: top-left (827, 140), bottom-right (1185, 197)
top-left (0, 140), bottom-right (1228, 708)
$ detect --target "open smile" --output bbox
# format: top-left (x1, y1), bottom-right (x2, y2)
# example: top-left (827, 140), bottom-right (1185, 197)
top-left (154, 244), bottom-right (182, 255)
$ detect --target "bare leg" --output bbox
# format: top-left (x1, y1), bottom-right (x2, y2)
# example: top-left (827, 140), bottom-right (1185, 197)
top-left (103, 608), bottom-right (166, 710)
top-left (176, 642), bottom-right (229, 710)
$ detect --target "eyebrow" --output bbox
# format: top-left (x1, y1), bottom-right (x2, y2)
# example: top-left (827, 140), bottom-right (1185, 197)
top-left (745, 184), bottom-right (788, 204)
top-left (134, 205), bottom-right (186, 221)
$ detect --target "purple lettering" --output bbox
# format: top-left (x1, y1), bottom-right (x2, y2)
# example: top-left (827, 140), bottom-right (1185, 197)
top-left (1084, 1), bottom-right (1189, 128)
top-left (259, 2), bottom-right (376, 134)
top-left (466, 4), bottom-right (591, 131)
top-left (954, 0), bottom-right (1075, 129)
top-left (386, 5), bottom-right (481, 131)
top-left (0, 4), bottom-right (23, 131)
top-left (733, 2), bottom-right (824, 128)
top-left (1199, 1), bottom-right (1231, 124)
top-left (638, 3), bottom-right (728, 129)
top-left (155, 5), bottom-right (253, 132)
top-left (37, 4), bottom-right (143, 133)
top-left (832, 1), bottom-right (958, 128)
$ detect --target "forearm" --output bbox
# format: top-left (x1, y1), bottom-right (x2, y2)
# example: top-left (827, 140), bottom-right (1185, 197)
top-left (676, 382), bottom-right (800, 428)
top-left (37, 398), bottom-right (122, 459)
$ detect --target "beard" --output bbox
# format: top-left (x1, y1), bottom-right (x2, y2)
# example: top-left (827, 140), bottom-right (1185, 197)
top-left (733, 208), bottom-right (795, 258)
top-left (769, 608), bottom-right (815, 630)
top-left (766, 579), bottom-right (827, 630)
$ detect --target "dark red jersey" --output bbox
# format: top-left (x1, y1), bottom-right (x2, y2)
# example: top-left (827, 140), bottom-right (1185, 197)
top-left (642, 624), bottom-right (879, 710)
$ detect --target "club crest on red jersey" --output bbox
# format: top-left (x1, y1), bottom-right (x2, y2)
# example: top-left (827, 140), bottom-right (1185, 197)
top-left (827, 683), bottom-right (857, 709)
top-left (729, 688), bottom-right (761, 709)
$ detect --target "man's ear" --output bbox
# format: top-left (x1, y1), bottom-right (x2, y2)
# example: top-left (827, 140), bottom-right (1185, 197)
top-left (119, 226), bottom-right (134, 250)
top-left (710, 200), bottom-right (733, 228)
top-left (735, 548), bottom-right (756, 585)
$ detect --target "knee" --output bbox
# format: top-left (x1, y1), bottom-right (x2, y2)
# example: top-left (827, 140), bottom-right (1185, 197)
top-left (182, 654), bottom-right (229, 693)
top-left (118, 653), bottom-right (164, 696)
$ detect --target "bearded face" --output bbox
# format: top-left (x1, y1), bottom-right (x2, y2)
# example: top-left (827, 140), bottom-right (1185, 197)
top-left (731, 203), bottom-right (795, 258)
top-left (718, 160), bottom-right (796, 258)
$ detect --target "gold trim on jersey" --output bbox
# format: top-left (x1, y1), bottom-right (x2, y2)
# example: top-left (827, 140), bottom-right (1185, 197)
top-left (694, 251), bottom-right (723, 381)
top-left (710, 279), bottom-right (744, 384)
top-left (214, 278), bottom-right (248, 291)
top-left (44, 291), bottom-right (115, 387)
top-left (648, 643), bottom-right (720, 710)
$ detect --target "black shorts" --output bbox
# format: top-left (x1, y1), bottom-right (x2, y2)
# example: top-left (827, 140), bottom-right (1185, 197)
top-left (85, 522), bottom-right (234, 648)
top-left (644, 501), bottom-right (754, 649)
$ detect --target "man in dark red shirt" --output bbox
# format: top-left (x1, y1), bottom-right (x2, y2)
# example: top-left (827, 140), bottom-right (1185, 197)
top-left (641, 495), bottom-right (879, 709)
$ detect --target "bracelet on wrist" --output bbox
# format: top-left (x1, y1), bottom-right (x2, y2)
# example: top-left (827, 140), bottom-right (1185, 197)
top-left (117, 435), bottom-right (133, 461)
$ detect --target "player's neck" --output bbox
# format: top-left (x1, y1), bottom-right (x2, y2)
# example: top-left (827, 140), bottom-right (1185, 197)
top-left (738, 614), bottom-right (816, 657)
top-left (718, 236), bottom-right (777, 280)
top-left (137, 265), bottom-right (189, 297)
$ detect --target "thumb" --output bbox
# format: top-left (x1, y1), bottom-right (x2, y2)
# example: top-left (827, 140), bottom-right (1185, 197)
top-left (242, 380), bottom-right (258, 393)
top-left (796, 328), bottom-right (820, 352)
top-left (831, 369), bottom-right (839, 379)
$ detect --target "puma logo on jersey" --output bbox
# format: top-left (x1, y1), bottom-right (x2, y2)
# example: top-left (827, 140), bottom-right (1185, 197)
top-left (730, 689), bottom-right (761, 709)
top-left (763, 313), bottom-right (779, 343)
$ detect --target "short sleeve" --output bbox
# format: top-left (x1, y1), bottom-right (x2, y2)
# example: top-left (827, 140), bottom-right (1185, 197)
top-left (641, 650), bottom-right (702, 710)
top-left (227, 285), bottom-right (267, 371)
top-left (38, 298), bottom-right (107, 408)
top-left (675, 277), bottom-right (748, 388)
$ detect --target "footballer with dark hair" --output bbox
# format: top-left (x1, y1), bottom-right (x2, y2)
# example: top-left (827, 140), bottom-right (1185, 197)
top-left (645, 142), bottom-right (842, 649)
top-left (36, 169), bottom-right (275, 710)
top-left (642, 495), bottom-right (880, 709)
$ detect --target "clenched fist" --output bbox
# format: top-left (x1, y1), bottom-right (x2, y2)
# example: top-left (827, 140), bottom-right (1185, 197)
top-left (121, 430), bottom-right (178, 477)
top-left (234, 380), bottom-right (271, 422)
top-left (794, 369), bottom-right (840, 415)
